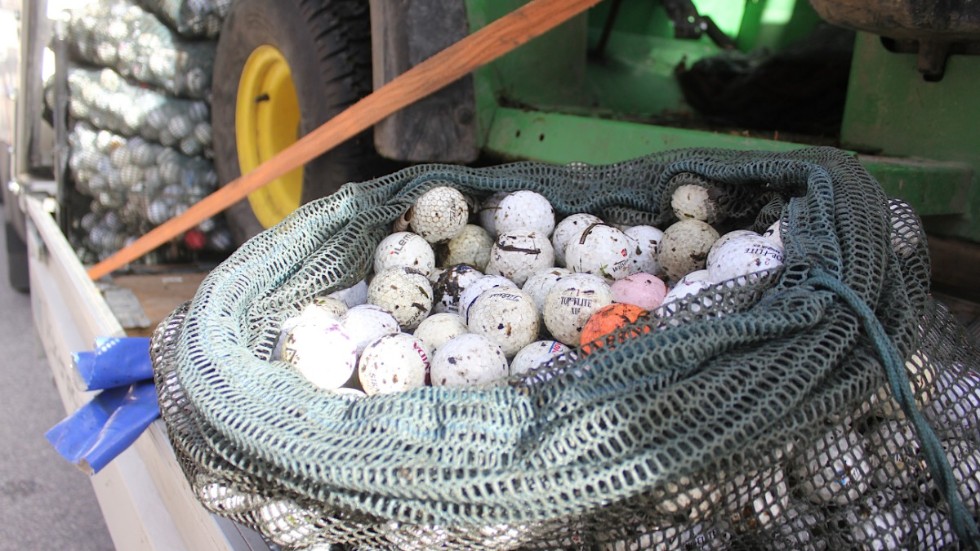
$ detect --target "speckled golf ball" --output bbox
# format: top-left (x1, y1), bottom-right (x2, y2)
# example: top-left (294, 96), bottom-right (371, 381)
top-left (328, 280), bottom-right (368, 307)
top-left (485, 231), bottom-right (555, 286)
top-left (865, 419), bottom-right (922, 492)
top-left (725, 468), bottom-right (789, 532)
top-left (939, 439), bottom-right (980, 515)
top-left (791, 425), bottom-right (875, 505)
top-left (654, 475), bottom-right (722, 521)
top-left (413, 312), bottom-right (468, 356)
top-left (661, 274), bottom-right (712, 308)
top-left (367, 267), bottom-right (433, 330)
top-left (281, 319), bottom-right (357, 390)
top-left (623, 225), bottom-right (664, 276)
top-left (492, 190), bottom-right (556, 236)
top-left (373, 232), bottom-right (436, 277)
top-left (510, 340), bottom-right (572, 376)
top-left (522, 267), bottom-right (572, 315)
top-left (478, 191), bottom-right (508, 236)
top-left (410, 186), bottom-right (469, 243)
top-left (430, 333), bottom-right (509, 387)
top-left (840, 490), bottom-right (910, 550)
top-left (458, 274), bottom-right (519, 323)
top-left (564, 224), bottom-right (633, 282)
top-left (357, 333), bottom-right (429, 395)
top-left (310, 296), bottom-right (349, 319)
top-left (905, 506), bottom-right (955, 549)
top-left (672, 183), bottom-right (720, 223)
top-left (657, 219), bottom-right (719, 282)
top-left (341, 304), bottom-right (400, 354)
top-left (432, 264), bottom-right (484, 315)
top-left (707, 233), bottom-right (784, 283)
top-left (467, 288), bottom-right (539, 357)
top-left (552, 213), bottom-right (603, 266)
top-left (610, 273), bottom-right (667, 310)
top-left (443, 224), bottom-right (494, 270)
top-left (543, 273), bottom-right (614, 346)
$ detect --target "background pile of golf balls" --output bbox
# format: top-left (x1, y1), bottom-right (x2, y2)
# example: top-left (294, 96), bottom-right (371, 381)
top-left (273, 180), bottom-right (785, 397)
top-left (61, 0), bottom-right (231, 263)
top-left (135, 0), bottom-right (232, 39)
top-left (272, 182), bottom-right (978, 548)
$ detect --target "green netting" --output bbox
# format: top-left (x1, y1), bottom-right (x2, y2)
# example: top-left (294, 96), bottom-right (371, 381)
top-left (152, 147), bottom-right (980, 550)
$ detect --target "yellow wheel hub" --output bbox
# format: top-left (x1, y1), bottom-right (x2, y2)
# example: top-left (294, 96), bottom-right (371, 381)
top-left (237, 45), bottom-right (302, 228)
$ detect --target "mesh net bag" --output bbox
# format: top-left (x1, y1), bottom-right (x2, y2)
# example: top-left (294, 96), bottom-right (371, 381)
top-left (151, 147), bottom-right (980, 550)
top-left (67, 0), bottom-right (215, 99)
top-left (67, 67), bottom-right (212, 157)
top-left (134, 0), bottom-right (232, 39)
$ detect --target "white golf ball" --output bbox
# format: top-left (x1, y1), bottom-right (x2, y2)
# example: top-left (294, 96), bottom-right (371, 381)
top-left (467, 288), bottom-right (540, 357)
top-left (492, 190), bottom-right (556, 236)
top-left (485, 231), bottom-right (555, 286)
top-left (329, 280), bottom-right (368, 307)
top-left (791, 425), bottom-right (875, 505)
top-left (357, 333), bottom-right (429, 395)
top-left (564, 224), bottom-right (633, 282)
top-left (552, 213), bottom-right (603, 267)
top-left (341, 304), bottom-right (400, 355)
top-left (725, 468), bottom-right (789, 532)
top-left (430, 333), bottom-right (509, 387)
top-left (542, 273), bottom-right (614, 346)
top-left (706, 230), bottom-right (758, 268)
top-left (657, 219), bottom-right (719, 282)
top-left (671, 182), bottom-right (720, 223)
top-left (478, 191), bottom-right (508, 236)
top-left (762, 219), bottom-right (783, 248)
top-left (413, 312), bottom-right (468, 356)
top-left (654, 475), bottom-right (722, 521)
top-left (510, 340), bottom-right (572, 376)
top-left (458, 274), bottom-right (519, 323)
top-left (281, 319), bottom-right (357, 390)
top-left (623, 225), bottom-right (664, 276)
top-left (410, 186), bottom-right (469, 243)
top-left (373, 232), bottom-right (436, 277)
top-left (367, 267), bottom-right (433, 330)
top-left (443, 224), bottom-right (494, 270)
top-left (432, 264), bottom-right (484, 315)
top-left (707, 233), bottom-right (784, 283)
top-left (522, 267), bottom-right (573, 315)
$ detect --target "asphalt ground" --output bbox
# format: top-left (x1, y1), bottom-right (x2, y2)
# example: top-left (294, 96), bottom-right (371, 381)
top-left (0, 217), bottom-right (115, 550)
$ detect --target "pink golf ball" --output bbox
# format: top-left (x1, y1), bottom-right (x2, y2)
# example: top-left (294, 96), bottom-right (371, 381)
top-left (610, 273), bottom-right (668, 310)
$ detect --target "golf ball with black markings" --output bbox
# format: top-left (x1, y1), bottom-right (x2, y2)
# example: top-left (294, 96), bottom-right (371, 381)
top-left (443, 224), bottom-right (494, 271)
top-left (672, 182), bottom-right (720, 224)
top-left (432, 264), bottom-right (484, 315)
top-left (459, 274), bottom-right (519, 323)
top-left (341, 304), bottom-right (400, 355)
top-left (409, 186), bottom-right (469, 243)
top-left (478, 191), bottom-right (508, 236)
top-left (467, 288), bottom-right (539, 357)
top-left (357, 333), bottom-right (430, 395)
top-left (623, 225), bottom-right (664, 276)
top-left (610, 273), bottom-right (667, 311)
top-left (552, 213), bottom-right (603, 267)
top-left (564, 224), bottom-right (633, 282)
top-left (374, 231), bottom-right (436, 277)
top-left (485, 231), bottom-right (555, 286)
top-left (413, 312), bottom-right (469, 356)
top-left (543, 273), bottom-right (614, 346)
top-left (492, 190), bottom-right (555, 236)
top-left (707, 232), bottom-right (784, 283)
top-left (367, 267), bottom-right (433, 330)
top-left (657, 219), bottom-right (719, 282)
top-left (522, 267), bottom-right (572, 316)
top-left (510, 340), bottom-right (572, 376)
top-left (430, 333), bottom-right (509, 387)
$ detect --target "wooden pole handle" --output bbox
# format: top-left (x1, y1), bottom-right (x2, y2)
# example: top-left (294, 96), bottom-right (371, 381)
top-left (87, 0), bottom-right (600, 280)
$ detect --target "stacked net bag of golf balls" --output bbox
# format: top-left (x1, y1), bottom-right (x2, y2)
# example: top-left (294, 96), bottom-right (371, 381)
top-left (67, 0), bottom-right (214, 99)
top-left (151, 148), bottom-right (980, 550)
top-left (135, 0), bottom-right (232, 39)
top-left (68, 121), bottom-right (231, 263)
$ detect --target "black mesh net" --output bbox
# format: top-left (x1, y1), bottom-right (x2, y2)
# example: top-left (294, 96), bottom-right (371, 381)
top-left (151, 148), bottom-right (979, 549)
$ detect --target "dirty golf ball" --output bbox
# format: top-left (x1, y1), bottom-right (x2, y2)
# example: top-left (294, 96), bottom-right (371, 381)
top-left (654, 475), bottom-right (722, 521)
top-left (458, 274), bottom-right (518, 323)
top-left (671, 182), bottom-right (720, 224)
top-left (374, 231), bottom-right (436, 277)
top-left (492, 190), bottom-right (556, 236)
top-left (510, 340), bottom-right (572, 376)
top-left (725, 468), bottom-right (789, 532)
top-left (281, 319), bottom-right (357, 390)
top-left (552, 213), bottom-right (602, 266)
top-left (705, 230), bottom-right (757, 268)
top-left (442, 224), bottom-right (494, 270)
top-left (623, 225), bottom-right (664, 276)
top-left (485, 231), bottom-right (555, 286)
top-left (564, 223), bottom-right (633, 282)
top-left (413, 312), bottom-right (468, 356)
top-left (341, 304), bottom-right (400, 355)
top-left (357, 333), bottom-right (429, 395)
top-left (543, 273), bottom-right (614, 346)
top-left (478, 191), bottom-right (508, 236)
top-left (367, 267), bottom-right (433, 330)
top-left (410, 186), bottom-right (469, 243)
top-left (430, 333), bottom-right (509, 387)
top-left (707, 232), bottom-right (784, 283)
top-left (522, 267), bottom-right (572, 314)
top-left (657, 219), bottom-right (720, 282)
top-left (579, 303), bottom-right (649, 354)
top-left (432, 264), bottom-right (484, 315)
top-left (311, 295), bottom-right (349, 318)
top-left (791, 425), bottom-right (874, 505)
top-left (610, 273), bottom-right (667, 310)
top-left (467, 288), bottom-right (539, 357)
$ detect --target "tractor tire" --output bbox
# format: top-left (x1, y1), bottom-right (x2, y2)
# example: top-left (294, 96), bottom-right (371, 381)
top-left (212, 0), bottom-right (381, 246)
